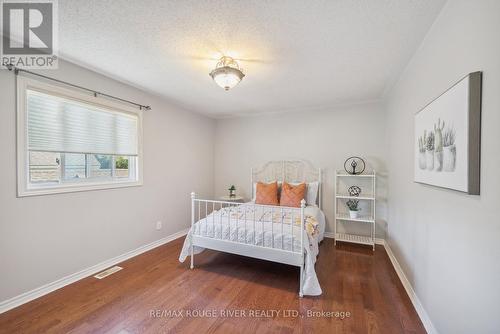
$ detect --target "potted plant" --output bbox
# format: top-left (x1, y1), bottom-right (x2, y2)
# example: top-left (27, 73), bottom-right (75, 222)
top-left (443, 126), bottom-right (456, 172)
top-left (418, 130), bottom-right (427, 170)
top-left (425, 131), bottom-right (435, 171)
top-left (228, 185), bottom-right (236, 198)
top-left (346, 199), bottom-right (360, 219)
top-left (434, 119), bottom-right (444, 171)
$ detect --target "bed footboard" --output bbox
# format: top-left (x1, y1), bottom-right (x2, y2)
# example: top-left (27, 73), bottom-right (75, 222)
top-left (189, 192), bottom-right (306, 297)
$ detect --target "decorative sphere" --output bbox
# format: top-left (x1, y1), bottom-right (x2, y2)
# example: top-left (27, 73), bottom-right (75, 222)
top-left (348, 185), bottom-right (362, 197)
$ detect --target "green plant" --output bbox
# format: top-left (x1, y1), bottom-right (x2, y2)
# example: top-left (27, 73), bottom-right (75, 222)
top-left (228, 185), bottom-right (236, 197)
top-left (418, 130), bottom-right (427, 153)
top-left (115, 156), bottom-right (129, 169)
top-left (346, 199), bottom-right (359, 211)
top-left (443, 127), bottom-right (456, 147)
top-left (434, 118), bottom-right (445, 152)
top-left (426, 131), bottom-right (435, 151)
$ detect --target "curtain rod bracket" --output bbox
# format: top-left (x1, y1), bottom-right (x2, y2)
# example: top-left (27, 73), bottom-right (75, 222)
top-left (6, 63), bottom-right (18, 74)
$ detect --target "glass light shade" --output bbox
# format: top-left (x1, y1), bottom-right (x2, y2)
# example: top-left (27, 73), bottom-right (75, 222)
top-left (209, 66), bottom-right (245, 91)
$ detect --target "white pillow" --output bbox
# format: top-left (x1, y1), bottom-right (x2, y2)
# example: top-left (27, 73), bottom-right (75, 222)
top-left (306, 181), bottom-right (319, 206)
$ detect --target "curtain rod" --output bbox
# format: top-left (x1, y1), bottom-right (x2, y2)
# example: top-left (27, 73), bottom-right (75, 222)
top-left (6, 64), bottom-right (151, 111)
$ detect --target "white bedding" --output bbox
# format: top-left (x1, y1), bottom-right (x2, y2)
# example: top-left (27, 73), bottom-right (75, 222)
top-left (179, 202), bottom-right (325, 296)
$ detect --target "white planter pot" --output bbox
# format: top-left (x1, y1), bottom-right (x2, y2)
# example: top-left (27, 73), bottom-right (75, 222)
top-left (349, 210), bottom-right (359, 219)
top-left (434, 150), bottom-right (443, 172)
top-left (418, 152), bottom-right (426, 170)
top-left (443, 145), bottom-right (456, 172)
top-left (426, 150), bottom-right (434, 170)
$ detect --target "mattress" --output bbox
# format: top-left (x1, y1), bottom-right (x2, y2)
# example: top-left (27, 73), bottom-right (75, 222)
top-left (191, 202), bottom-right (325, 252)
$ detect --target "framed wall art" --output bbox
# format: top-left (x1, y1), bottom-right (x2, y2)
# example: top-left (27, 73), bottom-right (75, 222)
top-left (414, 71), bottom-right (482, 194)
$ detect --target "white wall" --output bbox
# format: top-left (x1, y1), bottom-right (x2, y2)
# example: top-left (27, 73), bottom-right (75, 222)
top-left (0, 60), bottom-right (215, 302)
top-left (385, 1), bottom-right (500, 333)
top-left (214, 103), bottom-right (388, 238)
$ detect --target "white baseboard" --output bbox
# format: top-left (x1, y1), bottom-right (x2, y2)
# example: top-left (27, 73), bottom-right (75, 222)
top-left (0, 228), bottom-right (189, 314)
top-left (382, 240), bottom-right (438, 334)
top-left (323, 233), bottom-right (437, 334)
top-left (323, 231), bottom-right (334, 238)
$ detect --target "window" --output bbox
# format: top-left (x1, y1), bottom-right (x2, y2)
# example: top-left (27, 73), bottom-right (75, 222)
top-left (17, 76), bottom-right (143, 196)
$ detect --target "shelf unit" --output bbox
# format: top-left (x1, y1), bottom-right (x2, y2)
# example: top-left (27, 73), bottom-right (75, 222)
top-left (334, 171), bottom-right (376, 250)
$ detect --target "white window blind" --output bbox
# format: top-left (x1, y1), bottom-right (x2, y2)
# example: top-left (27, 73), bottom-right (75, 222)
top-left (27, 89), bottom-right (139, 156)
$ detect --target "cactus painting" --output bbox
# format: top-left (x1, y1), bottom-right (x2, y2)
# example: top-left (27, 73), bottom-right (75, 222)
top-left (414, 71), bottom-right (481, 194)
top-left (416, 121), bottom-right (457, 173)
top-left (417, 122), bottom-right (454, 173)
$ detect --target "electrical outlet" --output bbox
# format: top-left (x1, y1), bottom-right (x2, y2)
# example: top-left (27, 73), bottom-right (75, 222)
top-left (156, 221), bottom-right (162, 230)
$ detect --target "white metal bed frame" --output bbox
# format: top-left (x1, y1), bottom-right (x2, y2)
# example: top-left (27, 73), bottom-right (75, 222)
top-left (190, 160), bottom-right (321, 297)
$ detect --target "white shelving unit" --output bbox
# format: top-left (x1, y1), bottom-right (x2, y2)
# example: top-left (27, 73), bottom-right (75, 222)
top-left (334, 170), bottom-right (376, 250)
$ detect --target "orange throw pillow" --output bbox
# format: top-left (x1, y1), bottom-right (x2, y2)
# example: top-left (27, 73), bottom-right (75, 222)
top-left (280, 182), bottom-right (306, 207)
top-left (255, 182), bottom-right (279, 206)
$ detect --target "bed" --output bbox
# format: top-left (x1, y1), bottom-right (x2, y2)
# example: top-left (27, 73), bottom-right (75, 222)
top-left (179, 160), bottom-right (324, 296)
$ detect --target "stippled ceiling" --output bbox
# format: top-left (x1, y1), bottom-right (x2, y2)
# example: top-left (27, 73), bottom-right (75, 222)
top-left (59, 0), bottom-right (446, 117)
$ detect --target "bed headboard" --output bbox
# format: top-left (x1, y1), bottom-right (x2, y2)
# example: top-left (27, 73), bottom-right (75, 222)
top-left (251, 160), bottom-right (322, 208)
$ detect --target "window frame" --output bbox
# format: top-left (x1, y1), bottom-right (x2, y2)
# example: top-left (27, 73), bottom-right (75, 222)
top-left (17, 76), bottom-right (144, 197)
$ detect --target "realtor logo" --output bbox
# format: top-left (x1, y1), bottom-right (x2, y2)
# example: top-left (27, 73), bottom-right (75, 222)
top-left (1, 0), bottom-right (58, 69)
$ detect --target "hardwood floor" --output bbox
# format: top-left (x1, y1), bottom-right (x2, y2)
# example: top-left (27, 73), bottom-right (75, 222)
top-left (0, 237), bottom-right (425, 334)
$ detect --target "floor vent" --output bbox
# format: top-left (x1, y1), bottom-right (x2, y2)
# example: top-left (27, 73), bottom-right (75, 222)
top-left (94, 266), bottom-right (123, 279)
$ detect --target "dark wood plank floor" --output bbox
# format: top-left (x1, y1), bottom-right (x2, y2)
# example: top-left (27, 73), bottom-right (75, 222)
top-left (0, 238), bottom-right (425, 334)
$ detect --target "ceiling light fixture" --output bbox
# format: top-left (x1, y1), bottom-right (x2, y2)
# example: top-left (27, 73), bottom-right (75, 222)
top-left (209, 56), bottom-right (245, 91)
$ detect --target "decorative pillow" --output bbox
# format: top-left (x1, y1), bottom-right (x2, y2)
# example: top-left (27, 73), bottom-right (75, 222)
top-left (289, 181), bottom-right (319, 206)
top-left (253, 181), bottom-right (282, 201)
top-left (280, 182), bottom-right (306, 207)
top-left (255, 181), bottom-right (279, 205)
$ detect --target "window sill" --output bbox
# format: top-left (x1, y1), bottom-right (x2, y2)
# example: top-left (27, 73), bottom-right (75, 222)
top-left (18, 180), bottom-right (143, 197)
